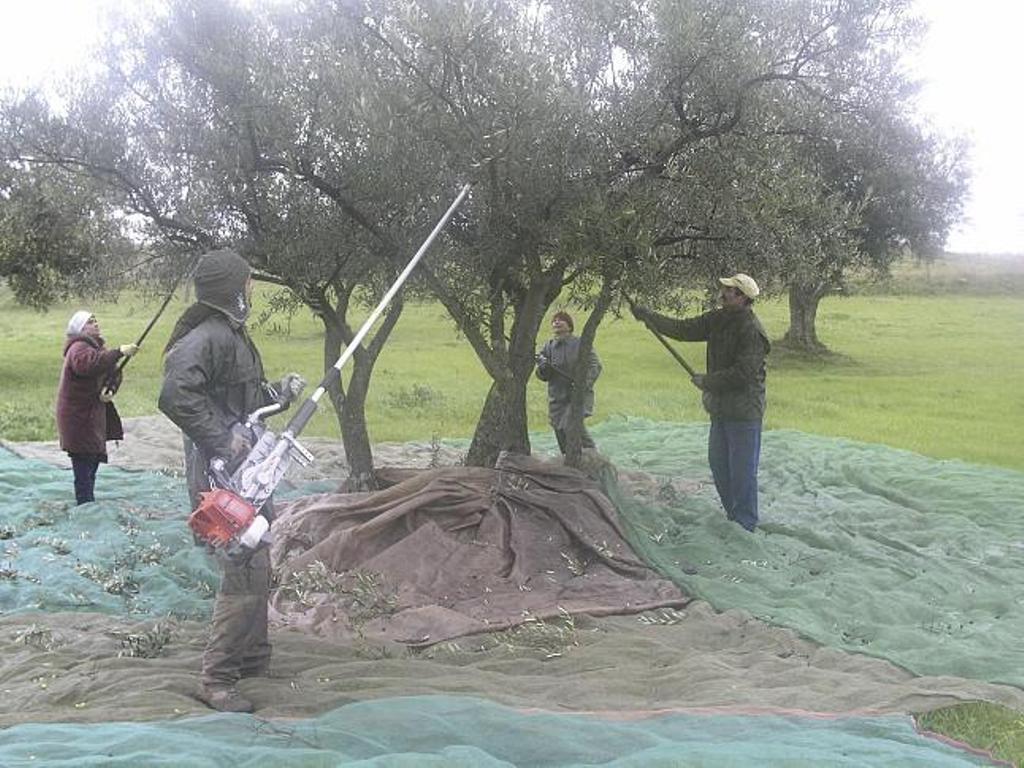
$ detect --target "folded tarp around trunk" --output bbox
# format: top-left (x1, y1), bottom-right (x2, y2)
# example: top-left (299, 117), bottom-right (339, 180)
top-left (269, 453), bottom-right (690, 646)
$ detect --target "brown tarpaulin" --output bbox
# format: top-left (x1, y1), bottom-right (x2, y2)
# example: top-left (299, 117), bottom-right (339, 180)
top-left (269, 454), bottom-right (690, 646)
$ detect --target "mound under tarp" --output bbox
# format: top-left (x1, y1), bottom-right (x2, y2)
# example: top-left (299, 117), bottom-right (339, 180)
top-left (2, 416), bottom-right (1023, 766)
top-left (268, 454), bottom-right (689, 646)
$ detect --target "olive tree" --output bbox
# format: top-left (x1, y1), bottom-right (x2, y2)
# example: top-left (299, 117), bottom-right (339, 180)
top-left (1, 0), bottom-right (967, 470)
top-left (614, 0), bottom-right (966, 352)
top-left (0, 159), bottom-right (138, 307)
top-left (0, 0), bottom-right (446, 488)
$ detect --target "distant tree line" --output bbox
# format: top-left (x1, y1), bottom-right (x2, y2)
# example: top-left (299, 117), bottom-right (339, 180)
top-left (0, 0), bottom-right (966, 480)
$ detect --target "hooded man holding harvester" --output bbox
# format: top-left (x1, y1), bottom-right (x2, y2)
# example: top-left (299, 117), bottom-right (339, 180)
top-left (158, 248), bottom-right (305, 712)
top-left (631, 273), bottom-right (770, 531)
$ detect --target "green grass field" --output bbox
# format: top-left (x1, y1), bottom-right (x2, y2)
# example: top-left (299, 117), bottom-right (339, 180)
top-left (3, 262), bottom-right (1022, 471)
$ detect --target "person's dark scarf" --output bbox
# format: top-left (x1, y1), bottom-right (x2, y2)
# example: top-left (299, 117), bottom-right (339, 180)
top-left (163, 303), bottom-right (222, 355)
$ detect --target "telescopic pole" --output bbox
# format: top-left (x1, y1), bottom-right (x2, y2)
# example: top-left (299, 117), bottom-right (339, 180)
top-left (103, 259), bottom-right (196, 395)
top-left (284, 183), bottom-right (471, 438)
top-left (114, 273), bottom-right (186, 375)
top-left (645, 324), bottom-right (698, 377)
top-left (625, 296), bottom-right (699, 377)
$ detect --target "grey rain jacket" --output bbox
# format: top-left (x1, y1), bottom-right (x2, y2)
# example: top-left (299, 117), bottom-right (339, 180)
top-left (535, 335), bottom-right (603, 430)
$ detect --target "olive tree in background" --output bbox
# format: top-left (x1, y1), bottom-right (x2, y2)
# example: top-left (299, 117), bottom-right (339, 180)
top-left (0, 160), bottom-right (139, 308)
top-left (0, 0), bottom-right (967, 468)
top-left (614, 0), bottom-right (966, 352)
top-left (779, 105), bottom-right (966, 352)
top-left (1, 0), bottom-right (457, 489)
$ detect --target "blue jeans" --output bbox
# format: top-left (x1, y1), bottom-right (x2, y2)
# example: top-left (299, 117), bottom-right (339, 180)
top-left (708, 420), bottom-right (762, 531)
top-left (70, 454), bottom-right (100, 505)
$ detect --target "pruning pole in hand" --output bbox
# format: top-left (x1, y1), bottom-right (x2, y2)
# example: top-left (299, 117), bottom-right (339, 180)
top-left (625, 295), bottom-right (698, 377)
top-left (645, 325), bottom-right (698, 377)
top-left (103, 260), bottom-right (196, 397)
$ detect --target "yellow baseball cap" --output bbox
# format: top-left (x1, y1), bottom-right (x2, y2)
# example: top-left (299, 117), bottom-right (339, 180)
top-left (719, 273), bottom-right (760, 299)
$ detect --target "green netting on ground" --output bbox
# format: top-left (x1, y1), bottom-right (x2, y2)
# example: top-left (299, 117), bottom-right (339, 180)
top-left (0, 448), bottom-right (220, 619)
top-left (1, 427), bottom-right (1021, 765)
top-left (578, 417), bottom-right (1024, 688)
top-left (0, 694), bottom-right (1001, 767)
top-left (0, 449), bottom-right (337, 620)
top-left (4, 416), bottom-right (1024, 692)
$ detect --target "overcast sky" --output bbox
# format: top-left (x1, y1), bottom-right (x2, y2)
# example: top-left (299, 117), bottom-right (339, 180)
top-left (0, 0), bottom-right (1021, 255)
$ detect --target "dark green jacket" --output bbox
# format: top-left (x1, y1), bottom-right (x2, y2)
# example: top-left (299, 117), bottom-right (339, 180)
top-left (646, 306), bottom-right (770, 422)
top-left (159, 311), bottom-right (277, 509)
top-left (159, 312), bottom-right (271, 460)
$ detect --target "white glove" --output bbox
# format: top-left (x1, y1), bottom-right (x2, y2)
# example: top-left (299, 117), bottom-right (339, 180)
top-left (277, 372), bottom-right (307, 405)
top-left (99, 387), bottom-right (116, 403)
top-left (119, 343), bottom-right (139, 358)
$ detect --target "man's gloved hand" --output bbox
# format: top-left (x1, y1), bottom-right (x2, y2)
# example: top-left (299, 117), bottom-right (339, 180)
top-left (119, 343), bottom-right (139, 358)
top-left (690, 374), bottom-right (706, 390)
top-left (228, 427), bottom-right (253, 460)
top-left (99, 387), bottom-right (116, 403)
top-left (276, 372), bottom-right (307, 406)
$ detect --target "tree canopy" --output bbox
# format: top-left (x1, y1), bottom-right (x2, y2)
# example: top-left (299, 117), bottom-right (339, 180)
top-left (0, 0), bottom-right (967, 464)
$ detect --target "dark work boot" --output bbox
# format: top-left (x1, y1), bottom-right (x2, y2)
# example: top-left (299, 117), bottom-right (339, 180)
top-left (198, 685), bottom-right (254, 713)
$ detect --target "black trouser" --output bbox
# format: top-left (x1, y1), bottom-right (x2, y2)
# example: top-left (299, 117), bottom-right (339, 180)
top-left (201, 545), bottom-right (272, 689)
top-left (70, 454), bottom-right (100, 505)
top-left (554, 425), bottom-right (595, 454)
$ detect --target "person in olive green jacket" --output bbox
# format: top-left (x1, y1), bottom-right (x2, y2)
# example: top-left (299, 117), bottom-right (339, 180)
top-left (632, 273), bottom-right (769, 531)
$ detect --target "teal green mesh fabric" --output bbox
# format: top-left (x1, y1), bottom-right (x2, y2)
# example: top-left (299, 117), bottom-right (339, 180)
top-left (0, 429), bottom-right (1019, 766)
top-left (577, 417), bottom-right (1024, 688)
top-left (0, 448), bottom-right (217, 618)
top-left (0, 448), bottom-right (339, 619)
top-left (5, 414), bottom-right (1024, 689)
top-left (0, 695), bottom-right (1001, 767)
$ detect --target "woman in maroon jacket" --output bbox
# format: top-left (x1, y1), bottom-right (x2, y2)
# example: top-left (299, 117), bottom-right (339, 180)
top-left (55, 310), bottom-right (138, 504)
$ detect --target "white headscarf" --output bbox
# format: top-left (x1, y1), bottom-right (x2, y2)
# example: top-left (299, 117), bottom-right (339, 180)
top-left (66, 310), bottom-right (93, 336)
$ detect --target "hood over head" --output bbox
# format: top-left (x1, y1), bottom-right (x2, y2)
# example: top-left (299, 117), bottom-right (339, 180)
top-left (194, 248), bottom-right (252, 324)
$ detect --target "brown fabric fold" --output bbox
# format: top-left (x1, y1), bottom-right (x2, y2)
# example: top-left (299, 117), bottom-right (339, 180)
top-left (269, 454), bottom-right (690, 646)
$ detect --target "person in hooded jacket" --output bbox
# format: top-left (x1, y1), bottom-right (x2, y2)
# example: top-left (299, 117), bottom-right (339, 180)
top-left (55, 311), bottom-right (138, 504)
top-left (158, 248), bottom-right (305, 714)
top-left (535, 310), bottom-right (603, 455)
top-left (631, 273), bottom-right (770, 531)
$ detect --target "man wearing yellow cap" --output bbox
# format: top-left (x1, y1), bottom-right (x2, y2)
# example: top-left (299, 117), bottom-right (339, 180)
top-left (631, 274), bottom-right (770, 531)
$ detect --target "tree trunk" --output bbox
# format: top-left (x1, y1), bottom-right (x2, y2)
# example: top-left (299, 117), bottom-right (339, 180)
top-left (783, 280), bottom-right (829, 352)
top-left (466, 373), bottom-right (530, 467)
top-left (463, 273), bottom-right (561, 467)
top-left (316, 286), bottom-right (407, 493)
top-left (339, 364), bottom-right (375, 492)
top-left (321, 319), bottom-right (377, 491)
